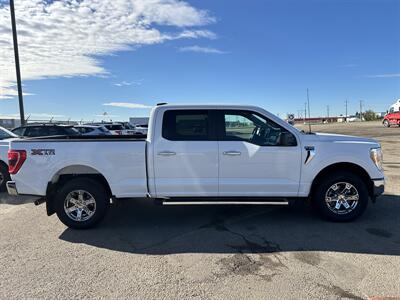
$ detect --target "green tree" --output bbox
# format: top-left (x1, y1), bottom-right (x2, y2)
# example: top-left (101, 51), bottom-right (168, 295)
top-left (363, 109), bottom-right (378, 121)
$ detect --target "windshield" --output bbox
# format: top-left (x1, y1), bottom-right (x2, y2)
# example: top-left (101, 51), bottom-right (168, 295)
top-left (0, 126), bottom-right (18, 139)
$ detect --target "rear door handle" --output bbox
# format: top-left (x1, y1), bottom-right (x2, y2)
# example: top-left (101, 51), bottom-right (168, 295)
top-left (223, 151), bottom-right (241, 156)
top-left (158, 151), bottom-right (176, 156)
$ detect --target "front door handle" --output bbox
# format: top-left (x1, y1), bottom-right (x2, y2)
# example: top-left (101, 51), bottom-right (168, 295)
top-left (158, 151), bottom-right (176, 156)
top-left (223, 151), bottom-right (241, 156)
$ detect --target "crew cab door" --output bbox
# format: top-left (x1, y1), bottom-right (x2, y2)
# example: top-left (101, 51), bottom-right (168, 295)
top-left (218, 110), bottom-right (302, 197)
top-left (153, 110), bottom-right (218, 197)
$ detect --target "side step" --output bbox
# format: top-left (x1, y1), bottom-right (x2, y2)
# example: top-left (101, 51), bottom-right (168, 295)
top-left (155, 198), bottom-right (289, 206)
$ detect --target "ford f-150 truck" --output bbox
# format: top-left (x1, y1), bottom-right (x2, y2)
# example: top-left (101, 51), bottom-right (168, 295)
top-left (6, 104), bottom-right (385, 229)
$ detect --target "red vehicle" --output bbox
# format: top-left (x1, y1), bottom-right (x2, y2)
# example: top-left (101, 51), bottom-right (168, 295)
top-left (383, 100), bottom-right (400, 127)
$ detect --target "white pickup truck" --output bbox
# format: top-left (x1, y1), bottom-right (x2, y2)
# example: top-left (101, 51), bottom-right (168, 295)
top-left (6, 104), bottom-right (385, 229)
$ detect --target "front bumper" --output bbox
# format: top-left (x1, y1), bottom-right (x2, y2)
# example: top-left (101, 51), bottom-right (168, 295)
top-left (6, 181), bottom-right (18, 196)
top-left (372, 178), bottom-right (385, 197)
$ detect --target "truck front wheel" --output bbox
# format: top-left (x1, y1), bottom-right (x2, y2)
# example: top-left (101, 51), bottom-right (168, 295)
top-left (55, 178), bottom-right (109, 229)
top-left (313, 172), bottom-right (369, 222)
top-left (383, 119), bottom-right (390, 127)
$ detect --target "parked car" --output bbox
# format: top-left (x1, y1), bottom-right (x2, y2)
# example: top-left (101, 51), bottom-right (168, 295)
top-left (383, 110), bottom-right (400, 127)
top-left (120, 122), bottom-right (145, 135)
top-left (12, 124), bottom-right (80, 137)
top-left (0, 126), bottom-right (18, 191)
top-left (6, 104), bottom-right (384, 229)
top-left (74, 125), bottom-right (112, 136)
top-left (132, 124), bottom-right (148, 135)
top-left (87, 123), bottom-right (128, 135)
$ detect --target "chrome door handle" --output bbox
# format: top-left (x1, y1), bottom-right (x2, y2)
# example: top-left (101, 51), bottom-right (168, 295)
top-left (223, 151), bottom-right (241, 156)
top-left (158, 151), bottom-right (176, 156)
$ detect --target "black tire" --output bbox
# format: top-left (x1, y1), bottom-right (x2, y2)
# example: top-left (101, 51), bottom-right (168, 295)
top-left (0, 162), bottom-right (10, 192)
top-left (312, 171), bottom-right (369, 222)
top-left (55, 178), bottom-right (109, 229)
top-left (383, 120), bottom-right (390, 127)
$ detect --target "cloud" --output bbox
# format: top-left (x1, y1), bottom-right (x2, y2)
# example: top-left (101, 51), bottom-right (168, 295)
top-left (179, 45), bottom-right (226, 54)
top-left (363, 73), bottom-right (400, 78)
top-left (0, 0), bottom-right (215, 99)
top-left (0, 113), bottom-right (65, 119)
top-left (27, 113), bottom-right (66, 118)
top-left (113, 80), bottom-right (143, 87)
top-left (103, 102), bottom-right (153, 109)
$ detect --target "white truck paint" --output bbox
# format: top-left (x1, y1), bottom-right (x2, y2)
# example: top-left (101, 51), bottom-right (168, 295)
top-left (6, 105), bottom-right (385, 227)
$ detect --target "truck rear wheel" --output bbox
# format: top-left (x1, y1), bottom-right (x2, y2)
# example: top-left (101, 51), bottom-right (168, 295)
top-left (312, 171), bottom-right (369, 222)
top-left (0, 163), bottom-right (10, 192)
top-left (55, 178), bottom-right (109, 229)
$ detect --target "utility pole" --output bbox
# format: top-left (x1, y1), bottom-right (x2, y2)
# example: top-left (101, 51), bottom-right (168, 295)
top-left (345, 99), bottom-right (348, 122)
top-left (304, 102), bottom-right (307, 123)
top-left (306, 88), bottom-right (311, 132)
top-left (327, 105), bottom-right (330, 118)
top-left (359, 100), bottom-right (363, 121)
top-left (9, 0), bottom-right (25, 125)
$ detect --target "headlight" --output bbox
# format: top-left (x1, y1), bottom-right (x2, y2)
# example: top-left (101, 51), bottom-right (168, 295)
top-left (370, 147), bottom-right (383, 171)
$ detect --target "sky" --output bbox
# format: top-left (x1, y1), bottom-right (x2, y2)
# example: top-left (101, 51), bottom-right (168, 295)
top-left (0, 0), bottom-right (399, 122)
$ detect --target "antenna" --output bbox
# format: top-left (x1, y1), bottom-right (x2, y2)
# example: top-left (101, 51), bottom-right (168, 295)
top-left (307, 88), bottom-right (311, 133)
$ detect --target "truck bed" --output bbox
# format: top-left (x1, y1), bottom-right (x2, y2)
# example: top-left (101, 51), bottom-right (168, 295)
top-left (10, 138), bottom-right (148, 198)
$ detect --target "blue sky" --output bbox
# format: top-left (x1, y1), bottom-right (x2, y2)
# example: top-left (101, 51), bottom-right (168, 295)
top-left (0, 0), bottom-right (399, 121)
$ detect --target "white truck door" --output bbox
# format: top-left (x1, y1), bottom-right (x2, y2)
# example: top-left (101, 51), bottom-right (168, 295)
top-left (218, 110), bottom-right (302, 197)
top-left (153, 110), bottom-right (218, 197)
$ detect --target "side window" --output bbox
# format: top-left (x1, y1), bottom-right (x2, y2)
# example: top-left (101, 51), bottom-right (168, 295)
top-left (25, 127), bottom-right (49, 137)
top-left (12, 127), bottom-right (24, 136)
top-left (222, 111), bottom-right (297, 146)
top-left (47, 127), bottom-right (64, 135)
top-left (162, 110), bottom-right (210, 141)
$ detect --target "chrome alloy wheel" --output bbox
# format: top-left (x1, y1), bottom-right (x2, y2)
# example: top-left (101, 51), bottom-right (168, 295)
top-left (64, 190), bottom-right (96, 222)
top-left (325, 182), bottom-right (359, 215)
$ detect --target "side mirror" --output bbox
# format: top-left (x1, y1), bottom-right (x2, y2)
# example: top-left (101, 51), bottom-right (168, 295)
top-left (280, 132), bottom-right (297, 146)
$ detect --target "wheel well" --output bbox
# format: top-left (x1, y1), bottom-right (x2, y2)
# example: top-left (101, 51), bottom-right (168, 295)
top-left (0, 160), bottom-right (8, 170)
top-left (310, 162), bottom-right (373, 197)
top-left (45, 165), bottom-right (112, 216)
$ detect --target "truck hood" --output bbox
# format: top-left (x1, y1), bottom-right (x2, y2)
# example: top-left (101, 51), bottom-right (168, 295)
top-left (312, 132), bottom-right (379, 146)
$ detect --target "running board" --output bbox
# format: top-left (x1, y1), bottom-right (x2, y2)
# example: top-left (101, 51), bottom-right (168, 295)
top-left (159, 200), bottom-right (289, 206)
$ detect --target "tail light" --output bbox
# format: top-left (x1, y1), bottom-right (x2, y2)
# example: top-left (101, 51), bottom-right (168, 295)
top-left (8, 150), bottom-right (27, 175)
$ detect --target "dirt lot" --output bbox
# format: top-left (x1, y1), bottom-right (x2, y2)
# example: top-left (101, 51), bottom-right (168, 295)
top-left (1, 121), bottom-right (399, 300)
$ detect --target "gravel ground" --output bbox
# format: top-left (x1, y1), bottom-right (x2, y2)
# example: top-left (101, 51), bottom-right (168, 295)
top-left (0, 121), bottom-right (399, 300)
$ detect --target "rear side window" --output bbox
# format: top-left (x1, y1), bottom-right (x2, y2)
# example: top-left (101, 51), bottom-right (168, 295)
top-left (12, 127), bottom-right (24, 136)
top-left (64, 127), bottom-right (80, 135)
top-left (24, 127), bottom-right (49, 137)
top-left (162, 110), bottom-right (210, 141)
